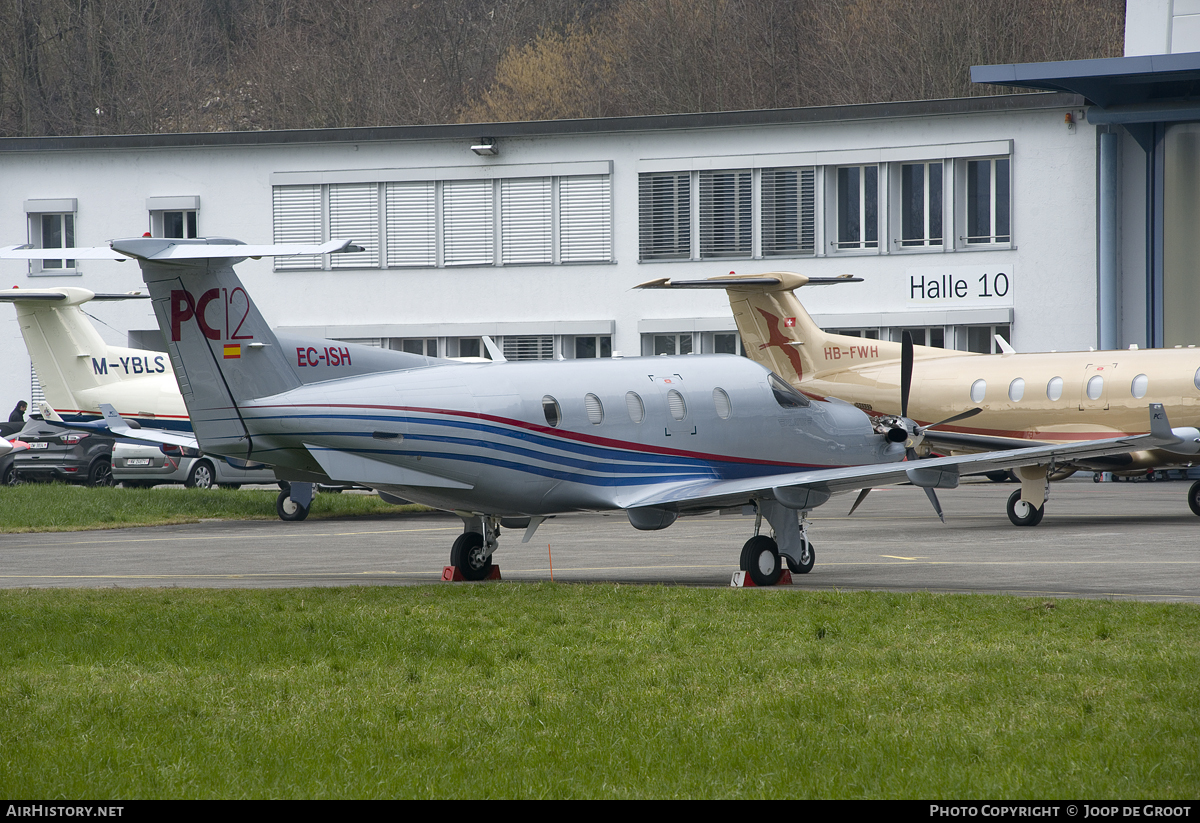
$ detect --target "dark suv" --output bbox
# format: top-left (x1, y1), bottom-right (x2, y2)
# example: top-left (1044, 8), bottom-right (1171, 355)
top-left (5, 417), bottom-right (118, 486)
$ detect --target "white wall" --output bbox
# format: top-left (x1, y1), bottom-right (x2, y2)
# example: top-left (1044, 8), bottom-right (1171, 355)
top-left (0, 97), bottom-right (1101, 416)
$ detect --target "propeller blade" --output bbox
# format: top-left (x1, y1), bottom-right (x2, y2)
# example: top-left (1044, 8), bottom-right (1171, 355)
top-left (921, 407), bottom-right (983, 432)
top-left (901, 331), bottom-right (914, 420)
top-left (923, 486), bottom-right (946, 524)
top-left (847, 487), bottom-right (872, 517)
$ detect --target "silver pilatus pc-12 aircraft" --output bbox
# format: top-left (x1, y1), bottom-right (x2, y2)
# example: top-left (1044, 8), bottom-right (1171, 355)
top-left (3, 237), bottom-right (1192, 585)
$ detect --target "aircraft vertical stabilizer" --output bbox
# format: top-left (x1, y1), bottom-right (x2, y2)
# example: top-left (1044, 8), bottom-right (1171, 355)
top-left (114, 239), bottom-right (306, 458)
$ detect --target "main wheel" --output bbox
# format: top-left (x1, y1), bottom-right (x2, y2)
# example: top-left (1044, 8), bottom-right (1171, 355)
top-left (1188, 480), bottom-right (1200, 517)
top-left (740, 535), bottom-right (782, 586)
top-left (786, 538), bottom-right (815, 575)
top-left (186, 460), bottom-right (215, 489)
top-left (450, 531), bottom-right (493, 581)
top-left (276, 489), bottom-right (310, 521)
top-left (87, 459), bottom-right (113, 487)
top-left (1007, 489), bottom-right (1045, 527)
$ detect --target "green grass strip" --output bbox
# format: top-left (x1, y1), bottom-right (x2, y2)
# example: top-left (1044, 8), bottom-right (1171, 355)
top-left (1, 586), bottom-right (1196, 798)
top-left (0, 485), bottom-right (424, 532)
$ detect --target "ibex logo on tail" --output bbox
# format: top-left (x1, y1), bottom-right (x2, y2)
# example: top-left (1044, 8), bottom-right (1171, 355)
top-left (754, 308), bottom-right (805, 381)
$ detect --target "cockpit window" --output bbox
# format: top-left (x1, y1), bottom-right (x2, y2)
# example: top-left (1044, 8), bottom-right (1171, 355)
top-left (769, 373), bottom-right (809, 408)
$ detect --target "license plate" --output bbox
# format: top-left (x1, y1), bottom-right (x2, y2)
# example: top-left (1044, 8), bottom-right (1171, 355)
top-left (28, 442), bottom-right (48, 449)
top-left (125, 458), bottom-right (151, 466)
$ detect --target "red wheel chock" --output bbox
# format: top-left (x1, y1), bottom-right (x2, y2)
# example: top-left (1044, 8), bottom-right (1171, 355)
top-left (731, 569), bottom-right (793, 587)
top-left (441, 566), bottom-right (502, 582)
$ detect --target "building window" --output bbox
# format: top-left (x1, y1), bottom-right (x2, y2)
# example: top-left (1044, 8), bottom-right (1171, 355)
top-left (651, 333), bottom-right (694, 357)
top-left (897, 162), bottom-right (943, 248)
top-left (274, 174), bottom-right (610, 271)
top-left (24, 199), bottom-right (79, 274)
top-left (502, 335), bottom-right (555, 361)
top-left (699, 169), bottom-right (751, 258)
top-left (891, 327), bottom-right (946, 348)
top-left (836, 165), bottom-right (878, 250)
top-left (329, 183), bottom-right (380, 268)
top-left (390, 338), bottom-right (438, 357)
top-left (573, 336), bottom-right (612, 359)
top-left (963, 324), bottom-right (1010, 354)
top-left (965, 158), bottom-right (1011, 245)
top-left (761, 168), bottom-right (816, 256)
top-left (712, 333), bottom-right (743, 355)
top-left (639, 172), bottom-right (691, 260)
top-left (162, 211), bottom-right (198, 239)
top-left (37, 213), bottom-right (75, 270)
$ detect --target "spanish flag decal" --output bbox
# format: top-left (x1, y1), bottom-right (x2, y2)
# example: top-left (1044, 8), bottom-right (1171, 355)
top-left (223, 344), bottom-right (241, 359)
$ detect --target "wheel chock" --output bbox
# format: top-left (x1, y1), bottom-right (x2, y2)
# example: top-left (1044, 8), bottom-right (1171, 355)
top-left (730, 569), bottom-right (793, 587)
top-left (441, 566), bottom-right (503, 582)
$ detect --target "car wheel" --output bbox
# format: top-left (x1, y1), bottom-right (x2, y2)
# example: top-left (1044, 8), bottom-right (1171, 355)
top-left (2, 463), bottom-right (19, 486)
top-left (186, 460), bottom-right (215, 490)
top-left (87, 459), bottom-right (113, 487)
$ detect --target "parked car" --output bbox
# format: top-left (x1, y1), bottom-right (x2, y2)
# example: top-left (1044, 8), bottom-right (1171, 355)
top-left (6, 417), bottom-right (119, 486)
top-left (112, 441), bottom-right (277, 489)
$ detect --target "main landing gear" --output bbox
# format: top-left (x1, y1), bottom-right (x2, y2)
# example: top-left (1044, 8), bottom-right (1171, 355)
top-left (1006, 489), bottom-right (1045, 527)
top-left (276, 481), bottom-right (313, 522)
top-left (1188, 480), bottom-right (1200, 518)
top-left (738, 500), bottom-right (815, 586)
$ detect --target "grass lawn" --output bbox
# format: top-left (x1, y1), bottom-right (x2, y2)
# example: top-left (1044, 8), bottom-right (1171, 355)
top-left (1, 585), bottom-right (1196, 798)
top-left (0, 484), bottom-right (423, 532)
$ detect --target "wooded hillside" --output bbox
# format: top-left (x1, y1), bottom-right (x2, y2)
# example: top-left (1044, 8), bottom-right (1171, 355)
top-left (0, 0), bottom-right (1124, 136)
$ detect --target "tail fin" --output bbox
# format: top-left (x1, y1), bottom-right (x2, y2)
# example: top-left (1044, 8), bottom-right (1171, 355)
top-left (638, 272), bottom-right (962, 385)
top-left (114, 238), bottom-right (305, 458)
top-left (113, 237), bottom-right (429, 458)
top-left (0, 287), bottom-right (179, 420)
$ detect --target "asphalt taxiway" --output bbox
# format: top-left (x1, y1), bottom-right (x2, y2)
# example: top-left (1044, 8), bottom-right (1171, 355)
top-left (2, 479), bottom-right (1198, 601)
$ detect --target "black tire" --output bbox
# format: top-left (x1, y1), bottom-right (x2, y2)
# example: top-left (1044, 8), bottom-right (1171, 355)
top-left (185, 460), bottom-right (215, 490)
top-left (985, 470), bottom-right (1010, 483)
top-left (2, 463), bottom-right (19, 486)
top-left (785, 538), bottom-right (815, 575)
top-left (87, 459), bottom-right (113, 487)
top-left (218, 484), bottom-right (241, 490)
top-left (121, 481), bottom-right (152, 489)
top-left (1188, 480), bottom-right (1200, 517)
top-left (740, 535), bottom-right (782, 586)
top-left (450, 531), bottom-right (493, 581)
top-left (276, 489), bottom-right (310, 521)
top-left (1007, 489), bottom-right (1044, 527)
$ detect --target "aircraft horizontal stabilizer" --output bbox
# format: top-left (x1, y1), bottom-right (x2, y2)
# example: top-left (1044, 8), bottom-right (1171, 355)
top-left (636, 272), bottom-right (861, 291)
top-left (304, 444), bottom-right (474, 490)
top-left (98, 404), bottom-right (199, 449)
top-left (0, 238), bottom-right (361, 263)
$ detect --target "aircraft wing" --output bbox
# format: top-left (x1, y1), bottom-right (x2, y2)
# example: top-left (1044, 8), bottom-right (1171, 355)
top-left (98, 404), bottom-right (199, 449)
top-left (618, 404), bottom-right (1192, 512)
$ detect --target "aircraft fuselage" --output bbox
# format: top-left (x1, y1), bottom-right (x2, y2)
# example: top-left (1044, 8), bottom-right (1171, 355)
top-left (233, 354), bottom-right (899, 516)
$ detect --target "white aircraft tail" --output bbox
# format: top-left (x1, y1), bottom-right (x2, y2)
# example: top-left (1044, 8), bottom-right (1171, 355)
top-left (0, 287), bottom-right (174, 421)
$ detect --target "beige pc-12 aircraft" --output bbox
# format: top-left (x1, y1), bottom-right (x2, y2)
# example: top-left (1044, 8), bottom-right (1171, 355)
top-left (639, 272), bottom-right (1200, 525)
top-left (4, 237), bottom-right (1194, 585)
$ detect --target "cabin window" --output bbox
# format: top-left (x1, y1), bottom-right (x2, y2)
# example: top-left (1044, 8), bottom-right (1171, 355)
top-left (1008, 378), bottom-right (1025, 402)
top-left (769, 373), bottom-right (809, 408)
top-left (1131, 374), bottom-right (1149, 399)
top-left (667, 390), bottom-right (687, 421)
top-left (1087, 375), bottom-right (1104, 401)
top-left (713, 388), bottom-right (733, 419)
top-left (626, 392), bottom-right (645, 424)
top-left (970, 379), bottom-right (986, 403)
top-left (1047, 376), bottom-right (1064, 401)
top-left (585, 393), bottom-right (604, 425)
top-left (542, 396), bottom-right (561, 428)
top-left (1194, 367), bottom-right (1200, 392)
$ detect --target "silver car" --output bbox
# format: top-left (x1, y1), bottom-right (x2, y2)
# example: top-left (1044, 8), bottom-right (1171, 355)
top-left (112, 441), bottom-right (277, 489)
